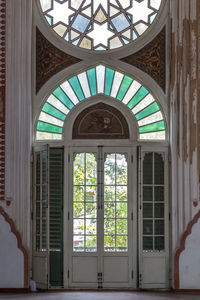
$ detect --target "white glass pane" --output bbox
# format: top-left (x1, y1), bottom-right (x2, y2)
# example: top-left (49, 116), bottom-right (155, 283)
top-left (122, 80), bottom-right (141, 104)
top-left (132, 94), bottom-right (155, 115)
top-left (39, 112), bottom-right (64, 127)
top-left (53, 24), bottom-right (67, 37)
top-left (71, 0), bottom-right (84, 9)
top-left (60, 81), bottom-right (79, 105)
top-left (96, 65), bottom-right (105, 93)
top-left (36, 131), bottom-right (62, 140)
top-left (138, 111), bottom-right (163, 126)
top-left (47, 94), bottom-right (70, 115)
top-left (128, 0), bottom-right (154, 23)
top-left (48, 1), bottom-right (73, 26)
top-left (40, 0), bottom-right (51, 11)
top-left (118, 0), bottom-right (130, 9)
top-left (110, 72), bottom-right (124, 98)
top-left (78, 72), bottom-right (91, 98)
top-left (135, 23), bottom-right (149, 36)
top-left (150, 0), bottom-right (161, 10)
top-left (139, 131), bottom-right (166, 140)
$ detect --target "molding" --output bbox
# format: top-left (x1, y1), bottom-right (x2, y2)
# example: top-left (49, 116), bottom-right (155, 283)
top-left (0, 289), bottom-right (29, 293)
top-left (0, 206), bottom-right (29, 289)
top-left (0, 0), bottom-right (6, 202)
top-left (174, 289), bottom-right (200, 294)
top-left (174, 210), bottom-right (200, 289)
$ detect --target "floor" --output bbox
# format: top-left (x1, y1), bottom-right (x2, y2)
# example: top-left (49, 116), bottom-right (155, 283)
top-left (0, 291), bottom-right (200, 300)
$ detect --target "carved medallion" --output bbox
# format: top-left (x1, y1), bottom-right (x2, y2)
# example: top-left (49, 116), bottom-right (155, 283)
top-left (73, 103), bottom-right (129, 139)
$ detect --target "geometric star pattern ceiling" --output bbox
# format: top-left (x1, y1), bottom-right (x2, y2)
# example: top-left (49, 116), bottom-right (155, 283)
top-left (36, 65), bottom-right (166, 141)
top-left (40, 0), bottom-right (162, 51)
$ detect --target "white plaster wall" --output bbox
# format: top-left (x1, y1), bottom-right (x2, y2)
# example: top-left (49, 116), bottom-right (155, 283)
top-left (0, 215), bottom-right (24, 288)
top-left (179, 218), bottom-right (200, 289)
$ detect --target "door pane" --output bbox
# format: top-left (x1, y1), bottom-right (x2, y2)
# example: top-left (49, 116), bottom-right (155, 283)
top-left (73, 153), bottom-right (97, 252)
top-left (104, 153), bottom-right (128, 252)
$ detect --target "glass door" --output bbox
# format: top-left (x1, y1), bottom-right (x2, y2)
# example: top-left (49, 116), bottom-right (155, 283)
top-left (68, 146), bottom-right (137, 288)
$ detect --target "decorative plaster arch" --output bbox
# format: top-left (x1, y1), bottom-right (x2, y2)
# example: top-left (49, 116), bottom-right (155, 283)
top-left (0, 206), bottom-right (29, 289)
top-left (174, 210), bottom-right (200, 290)
top-left (35, 64), bottom-right (167, 142)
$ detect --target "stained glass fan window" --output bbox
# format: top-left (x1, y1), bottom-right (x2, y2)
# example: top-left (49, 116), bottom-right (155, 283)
top-left (36, 64), bottom-right (166, 141)
top-left (40, 0), bottom-right (162, 51)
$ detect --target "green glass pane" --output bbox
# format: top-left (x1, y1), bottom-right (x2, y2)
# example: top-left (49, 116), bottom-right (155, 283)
top-left (116, 154), bottom-right (127, 185)
top-left (155, 186), bottom-right (164, 201)
top-left (143, 186), bottom-right (153, 202)
top-left (36, 186), bottom-right (40, 201)
top-left (104, 219), bottom-right (115, 235)
top-left (105, 67), bottom-right (115, 96)
top-left (135, 102), bottom-right (160, 120)
top-left (143, 203), bottom-right (153, 218)
top-left (104, 186), bottom-right (115, 201)
top-left (143, 236), bottom-right (153, 250)
top-left (86, 236), bottom-right (97, 252)
top-left (117, 76), bottom-right (133, 101)
top-left (86, 153), bottom-right (97, 185)
top-left (104, 235), bottom-right (115, 251)
top-left (36, 203), bottom-right (40, 218)
top-left (36, 154), bottom-right (40, 184)
top-left (69, 76), bottom-right (85, 101)
top-left (104, 153), bottom-right (115, 185)
top-left (37, 121), bottom-right (62, 133)
top-left (87, 68), bottom-right (97, 96)
top-left (86, 219), bottom-right (96, 235)
top-left (155, 220), bottom-right (164, 235)
top-left (73, 219), bottom-right (84, 235)
top-left (154, 153), bottom-right (164, 184)
top-left (116, 202), bottom-right (127, 218)
top-left (42, 103), bottom-right (66, 121)
top-left (73, 186), bottom-right (84, 202)
top-left (139, 121), bottom-right (165, 133)
top-left (86, 186), bottom-right (97, 202)
top-left (143, 220), bottom-right (153, 235)
top-left (127, 86), bottom-right (149, 109)
top-left (143, 153), bottom-right (153, 184)
top-left (155, 203), bottom-right (164, 218)
top-left (73, 236), bottom-right (84, 252)
top-left (36, 220), bottom-right (40, 234)
top-left (73, 202), bottom-right (84, 218)
top-left (116, 186), bottom-right (127, 202)
top-left (86, 202), bottom-right (97, 218)
top-left (53, 87), bottom-right (74, 109)
top-left (116, 236), bottom-right (127, 252)
top-left (155, 236), bottom-right (164, 251)
top-left (73, 153), bottom-right (85, 185)
top-left (104, 202), bottom-right (115, 218)
top-left (116, 219), bottom-right (127, 234)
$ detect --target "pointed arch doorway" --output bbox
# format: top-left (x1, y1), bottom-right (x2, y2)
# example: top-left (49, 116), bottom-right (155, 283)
top-left (65, 102), bottom-right (137, 288)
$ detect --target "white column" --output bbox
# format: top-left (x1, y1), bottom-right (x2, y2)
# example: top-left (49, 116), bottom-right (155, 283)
top-left (5, 0), bottom-right (32, 249)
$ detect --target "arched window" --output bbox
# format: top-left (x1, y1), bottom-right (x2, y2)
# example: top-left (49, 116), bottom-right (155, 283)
top-left (33, 0), bottom-right (170, 290)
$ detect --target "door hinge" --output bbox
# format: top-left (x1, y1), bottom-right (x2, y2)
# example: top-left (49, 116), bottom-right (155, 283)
top-left (169, 212), bottom-right (170, 221)
top-left (131, 154), bottom-right (133, 163)
top-left (31, 211), bottom-right (33, 220)
top-left (68, 212), bottom-right (70, 220)
top-left (131, 212), bottom-right (133, 220)
top-left (68, 270), bottom-right (70, 279)
top-left (131, 270), bottom-right (134, 279)
top-left (68, 154), bottom-right (70, 163)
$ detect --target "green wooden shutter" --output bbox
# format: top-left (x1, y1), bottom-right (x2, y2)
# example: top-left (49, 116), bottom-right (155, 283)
top-left (49, 148), bottom-right (64, 287)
